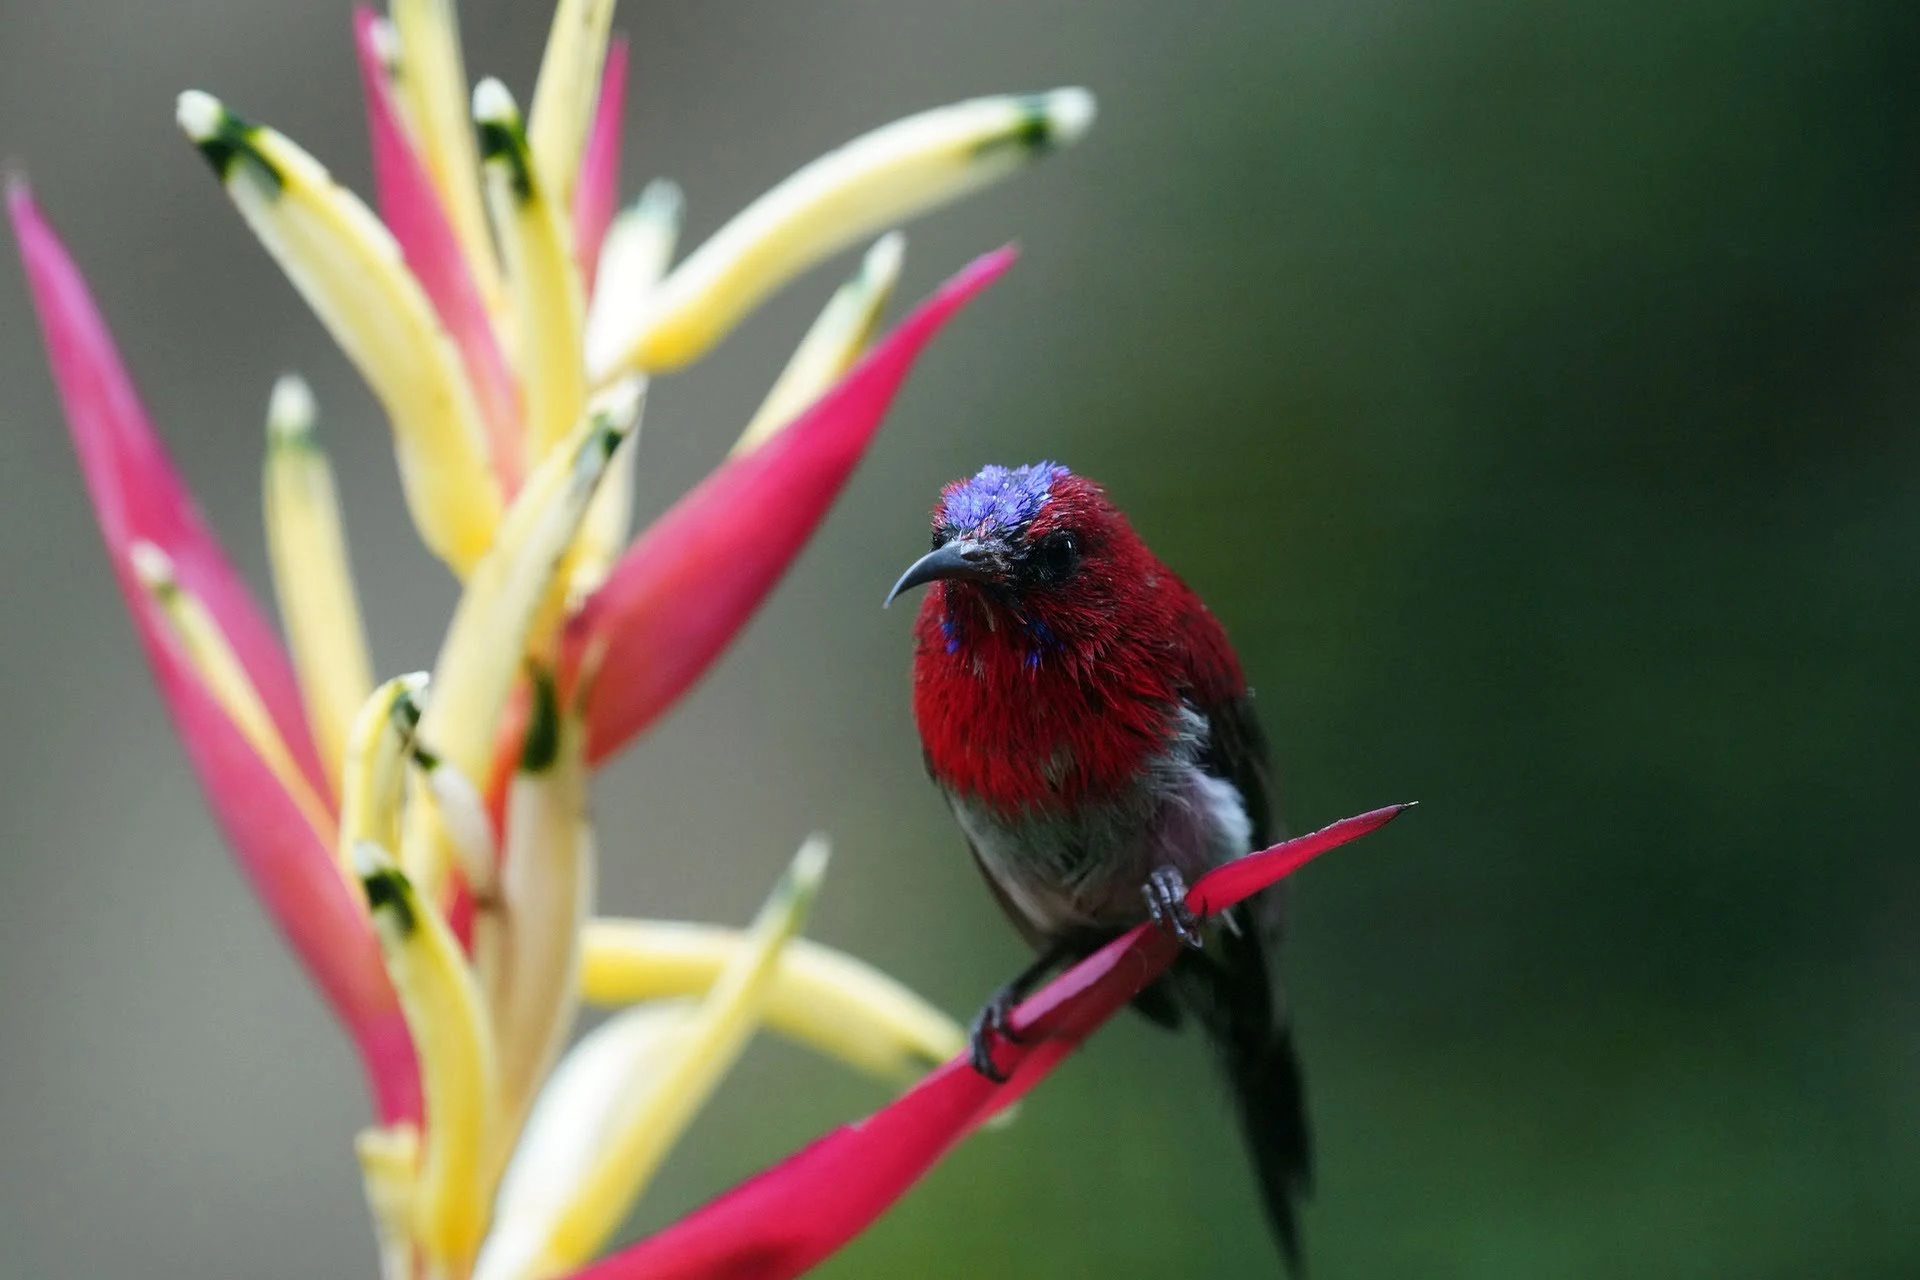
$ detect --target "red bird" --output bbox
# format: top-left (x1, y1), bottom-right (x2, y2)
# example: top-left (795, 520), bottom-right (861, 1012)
top-left (887, 462), bottom-right (1310, 1270)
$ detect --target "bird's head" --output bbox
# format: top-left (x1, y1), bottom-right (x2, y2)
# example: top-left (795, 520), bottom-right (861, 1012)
top-left (886, 462), bottom-right (1143, 625)
top-left (892, 462), bottom-right (1222, 808)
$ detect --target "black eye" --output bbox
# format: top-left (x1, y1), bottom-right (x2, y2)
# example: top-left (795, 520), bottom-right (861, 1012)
top-left (1032, 531), bottom-right (1079, 580)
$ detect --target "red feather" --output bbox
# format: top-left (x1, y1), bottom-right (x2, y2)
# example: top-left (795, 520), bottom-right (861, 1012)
top-left (911, 474), bottom-right (1246, 814)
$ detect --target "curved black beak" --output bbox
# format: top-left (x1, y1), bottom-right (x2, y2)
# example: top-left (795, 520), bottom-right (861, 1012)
top-left (884, 539), bottom-right (996, 608)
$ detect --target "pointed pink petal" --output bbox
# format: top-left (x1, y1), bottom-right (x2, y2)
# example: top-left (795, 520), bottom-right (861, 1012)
top-left (573, 34), bottom-right (629, 289)
top-left (9, 181), bottom-right (331, 804)
top-left (9, 182), bottom-right (422, 1124)
top-left (567, 246), bottom-right (1017, 765)
top-left (569, 805), bottom-right (1411, 1280)
top-left (352, 5), bottom-right (523, 493)
top-left (148, 614), bottom-right (422, 1125)
top-left (1184, 804), bottom-right (1413, 914)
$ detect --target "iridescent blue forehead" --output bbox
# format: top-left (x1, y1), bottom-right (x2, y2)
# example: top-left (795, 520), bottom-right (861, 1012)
top-left (938, 462), bottom-right (1069, 535)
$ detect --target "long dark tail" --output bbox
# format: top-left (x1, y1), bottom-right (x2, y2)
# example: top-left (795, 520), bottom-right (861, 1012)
top-left (1168, 925), bottom-right (1311, 1273)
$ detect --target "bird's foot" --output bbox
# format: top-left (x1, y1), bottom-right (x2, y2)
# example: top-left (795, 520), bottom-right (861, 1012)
top-left (1143, 865), bottom-right (1204, 950)
top-left (966, 985), bottom-right (1026, 1084)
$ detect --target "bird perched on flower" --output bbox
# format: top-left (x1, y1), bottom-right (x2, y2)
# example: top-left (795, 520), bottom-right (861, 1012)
top-left (889, 462), bottom-right (1310, 1270)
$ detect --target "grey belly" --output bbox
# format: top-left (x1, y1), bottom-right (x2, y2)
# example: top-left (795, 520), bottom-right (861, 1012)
top-left (950, 759), bottom-right (1254, 938)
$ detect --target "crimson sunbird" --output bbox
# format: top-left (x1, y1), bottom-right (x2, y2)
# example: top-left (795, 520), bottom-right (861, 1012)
top-left (887, 462), bottom-right (1312, 1270)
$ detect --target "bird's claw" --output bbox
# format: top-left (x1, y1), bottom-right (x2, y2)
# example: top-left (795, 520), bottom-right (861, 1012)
top-left (966, 986), bottom-right (1024, 1084)
top-left (1143, 865), bottom-right (1204, 950)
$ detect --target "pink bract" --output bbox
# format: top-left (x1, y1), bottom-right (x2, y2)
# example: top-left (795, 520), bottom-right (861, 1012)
top-left (573, 35), bottom-right (629, 290)
top-left (9, 183), bottom-right (423, 1125)
top-left (8, 182), bottom-right (329, 803)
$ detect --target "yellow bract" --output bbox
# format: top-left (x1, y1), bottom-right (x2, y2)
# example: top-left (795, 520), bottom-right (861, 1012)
top-left (474, 79), bottom-right (588, 472)
top-left (487, 696), bottom-right (592, 1192)
top-left (404, 384), bottom-right (640, 897)
top-left (734, 231), bottom-right (905, 455)
top-left (527, 0), bottom-right (617, 211)
top-left (356, 1124), bottom-right (423, 1280)
top-left (356, 839), bottom-right (499, 1273)
top-left (480, 840), bottom-right (825, 1280)
top-left (589, 87), bottom-right (1096, 379)
top-left (475, 1001), bottom-right (689, 1280)
top-left (338, 674), bottom-right (430, 872)
top-left (131, 541), bottom-right (336, 838)
top-left (419, 382), bottom-right (641, 785)
top-left (563, 390), bottom-right (642, 608)
top-left (581, 916), bottom-right (964, 1081)
top-left (532, 840), bottom-right (830, 1276)
top-left (176, 91), bottom-right (503, 576)
top-left (262, 376), bottom-right (374, 780)
top-left (570, 182), bottom-right (682, 603)
top-left (387, 0), bottom-right (503, 316)
top-left (581, 180), bottom-right (682, 384)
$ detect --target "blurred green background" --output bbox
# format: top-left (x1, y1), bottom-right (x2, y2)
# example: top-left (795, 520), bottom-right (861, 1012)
top-left (3, 1), bottom-right (1919, 1276)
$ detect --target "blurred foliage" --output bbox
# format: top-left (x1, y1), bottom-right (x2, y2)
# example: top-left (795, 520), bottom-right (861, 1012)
top-left (797, 2), bottom-right (1920, 1276)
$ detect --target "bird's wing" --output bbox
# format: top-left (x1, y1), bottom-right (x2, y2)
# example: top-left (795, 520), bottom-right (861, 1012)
top-left (1197, 688), bottom-right (1278, 851)
top-left (1165, 583), bottom-right (1280, 850)
top-left (1164, 587), bottom-right (1312, 1263)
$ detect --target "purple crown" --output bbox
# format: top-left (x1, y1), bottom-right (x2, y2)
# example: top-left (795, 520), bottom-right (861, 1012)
top-left (938, 462), bottom-right (1068, 535)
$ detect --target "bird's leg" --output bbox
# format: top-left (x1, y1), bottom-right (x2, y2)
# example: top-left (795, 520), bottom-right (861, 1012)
top-left (1143, 865), bottom-right (1205, 950)
top-left (965, 1000), bottom-right (1015, 1083)
top-left (967, 943), bottom-right (1070, 1083)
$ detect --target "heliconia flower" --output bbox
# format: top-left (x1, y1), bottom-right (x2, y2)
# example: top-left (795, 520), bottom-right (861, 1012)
top-left (0, 6), bottom-right (1399, 1280)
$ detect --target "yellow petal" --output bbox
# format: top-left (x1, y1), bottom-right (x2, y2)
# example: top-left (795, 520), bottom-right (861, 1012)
top-left (339, 680), bottom-right (496, 940)
top-left (582, 179), bottom-right (681, 368)
top-left (475, 1001), bottom-right (694, 1280)
top-left (527, 0), bottom-right (618, 212)
top-left (531, 839), bottom-right (830, 1276)
top-left (338, 673), bottom-right (430, 869)
top-left (474, 78), bottom-right (588, 472)
top-left (414, 384), bottom-right (640, 788)
top-left (416, 757), bottom-right (500, 899)
top-left (386, 0), bottom-right (503, 314)
top-left (131, 541), bottom-right (335, 841)
top-left (561, 387), bottom-right (642, 608)
top-left (570, 182), bottom-right (681, 602)
top-left (354, 840), bottom-right (497, 1271)
top-left (588, 87), bottom-right (1095, 379)
top-left (355, 1124), bottom-right (422, 1280)
top-left (485, 681), bottom-right (593, 1191)
top-left (262, 376), bottom-right (374, 780)
top-left (403, 382), bottom-right (641, 897)
top-left (177, 91), bottom-right (503, 575)
top-left (731, 231), bottom-right (904, 456)
top-left (580, 916), bottom-right (963, 1082)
